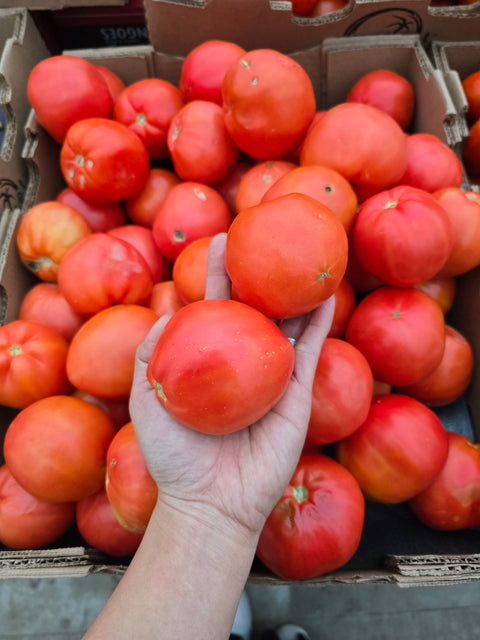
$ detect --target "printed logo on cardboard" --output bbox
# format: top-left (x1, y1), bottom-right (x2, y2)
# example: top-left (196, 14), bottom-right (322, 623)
top-left (0, 178), bottom-right (23, 212)
top-left (344, 8), bottom-right (423, 36)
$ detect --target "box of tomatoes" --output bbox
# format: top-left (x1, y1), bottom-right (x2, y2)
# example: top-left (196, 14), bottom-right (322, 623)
top-left (1, 1), bottom-right (480, 584)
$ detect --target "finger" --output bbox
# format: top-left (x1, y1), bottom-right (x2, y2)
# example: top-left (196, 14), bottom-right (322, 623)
top-left (135, 315), bottom-right (172, 367)
top-left (204, 232), bottom-right (231, 300)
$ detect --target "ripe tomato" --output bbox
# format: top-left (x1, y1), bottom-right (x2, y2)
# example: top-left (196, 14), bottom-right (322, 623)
top-left (395, 325), bottom-right (473, 406)
top-left (56, 187), bottom-right (127, 232)
top-left (462, 70), bottom-right (480, 125)
top-left (146, 299), bottom-right (294, 434)
top-left (179, 39), bottom-right (246, 105)
top-left (57, 233), bottom-right (154, 316)
top-left (172, 236), bottom-right (212, 304)
top-left (60, 117), bottom-right (150, 205)
top-left (4, 395), bottom-right (116, 503)
top-left (67, 304), bottom-right (158, 400)
top-left (290, 0), bottom-right (320, 14)
top-left (345, 240), bottom-right (384, 294)
top-left (71, 389), bottom-right (131, 431)
top-left (0, 464), bottom-right (75, 550)
top-left (222, 49), bottom-right (316, 159)
top-left (409, 432), bottom-right (480, 530)
top-left (328, 277), bottom-right (357, 339)
top-left (0, 320), bottom-right (71, 409)
top-left (463, 118), bottom-right (480, 179)
top-left (336, 394), bottom-right (449, 503)
top-left (309, 0), bottom-right (348, 15)
top-left (226, 193), bottom-right (348, 319)
top-left (300, 102), bottom-right (408, 202)
top-left (125, 167), bottom-right (181, 229)
top-left (256, 453), bottom-right (365, 580)
top-left (27, 55), bottom-right (113, 143)
top-left (113, 78), bottom-right (184, 160)
top-left (76, 487), bottom-right (143, 556)
top-left (235, 160), bottom-right (297, 212)
top-left (351, 185), bottom-right (453, 287)
top-left (146, 280), bottom-right (186, 317)
top-left (307, 338), bottom-right (374, 445)
top-left (16, 201), bottom-right (92, 282)
top-left (105, 422), bottom-right (158, 534)
top-left (94, 65), bottom-right (126, 102)
top-left (346, 69), bottom-right (415, 130)
top-left (152, 181), bottom-right (232, 262)
top-left (414, 276), bottom-right (456, 314)
top-left (345, 286), bottom-right (446, 386)
top-left (215, 161), bottom-right (254, 216)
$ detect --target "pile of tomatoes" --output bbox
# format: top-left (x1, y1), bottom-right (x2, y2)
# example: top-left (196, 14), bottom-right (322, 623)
top-left (1, 40), bottom-right (480, 581)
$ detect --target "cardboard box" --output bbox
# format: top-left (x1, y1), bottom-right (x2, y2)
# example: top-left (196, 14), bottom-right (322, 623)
top-left (0, 0), bottom-right (126, 8)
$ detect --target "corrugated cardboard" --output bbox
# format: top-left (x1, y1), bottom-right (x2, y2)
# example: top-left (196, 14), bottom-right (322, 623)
top-left (0, 0), bottom-right (126, 8)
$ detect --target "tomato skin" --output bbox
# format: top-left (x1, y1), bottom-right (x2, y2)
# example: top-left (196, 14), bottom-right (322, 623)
top-left (146, 280), bottom-right (186, 317)
top-left (235, 159), bottom-right (297, 212)
top-left (4, 395), bottom-right (116, 503)
top-left (147, 299), bottom-right (294, 434)
top-left (328, 277), bottom-right (356, 339)
top-left (222, 49), bottom-right (316, 159)
top-left (172, 236), bottom-right (212, 304)
top-left (463, 118), bottom-right (480, 179)
top-left (27, 55), bottom-right (113, 143)
top-left (414, 276), bottom-right (456, 314)
top-left (72, 389), bottom-right (130, 431)
top-left (0, 464), bottom-right (75, 550)
top-left (409, 432), bottom-right (480, 531)
top-left (462, 70), bottom-right (480, 124)
top-left (345, 286), bottom-right (446, 386)
top-left (226, 193), bottom-right (348, 319)
top-left (215, 161), bottom-right (254, 216)
top-left (125, 168), bottom-right (181, 229)
top-left (0, 320), bottom-right (71, 409)
top-left (336, 394), bottom-right (449, 503)
top-left (95, 65), bottom-right (126, 102)
top-left (60, 118), bottom-right (150, 205)
top-left (56, 187), bottom-right (127, 233)
top-left (256, 453), bottom-right (365, 580)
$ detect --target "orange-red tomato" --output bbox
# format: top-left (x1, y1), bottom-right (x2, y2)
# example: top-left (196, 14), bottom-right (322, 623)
top-left (172, 235), bottom-right (213, 304)
top-left (215, 161), bottom-right (254, 216)
top-left (414, 276), bottom-right (456, 314)
top-left (462, 70), bottom-right (480, 125)
top-left (94, 65), bottom-right (126, 102)
top-left (463, 118), bottom-right (480, 179)
top-left (328, 277), bottom-right (357, 339)
top-left (71, 389), bottom-right (131, 431)
top-left (125, 167), bottom-right (181, 229)
top-left (56, 187), bottom-right (127, 232)
top-left (146, 280), bottom-right (186, 317)
top-left (235, 159), bottom-right (297, 212)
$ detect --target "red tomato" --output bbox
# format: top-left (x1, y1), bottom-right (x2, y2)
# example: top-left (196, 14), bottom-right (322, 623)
top-left (57, 233), bottom-right (154, 316)
top-left (309, 0), bottom-right (348, 15)
top-left (113, 78), bottom-right (184, 160)
top-left (345, 240), bottom-right (384, 294)
top-left (290, 0), bottom-right (320, 14)
top-left (328, 277), bottom-right (356, 339)
top-left (463, 118), bottom-right (480, 179)
top-left (18, 283), bottom-right (85, 342)
top-left (56, 187), bottom-right (127, 232)
top-left (409, 432), bottom-right (480, 530)
top-left (300, 102), bottom-right (408, 202)
top-left (27, 55), bottom-right (113, 143)
top-left (256, 453), bottom-right (365, 580)
top-left (71, 389), bottom-right (131, 431)
top-left (222, 49), bottom-right (316, 159)
top-left (105, 422), bottom-right (158, 534)
top-left (351, 185), bottom-right (453, 287)
top-left (346, 69), bottom-right (415, 130)
top-left (76, 487), bottom-right (143, 556)
top-left (215, 161), bottom-right (254, 216)
top-left (307, 338), bottom-right (374, 445)
top-left (414, 276), bottom-right (456, 314)
top-left (146, 280), bottom-right (186, 317)
top-left (16, 201), bottom-right (92, 282)
top-left (4, 395), bottom-right (116, 503)
top-left (396, 325), bottom-right (473, 406)
top-left (0, 464), bottom-right (75, 550)
top-left (94, 65), bottom-right (126, 102)
top-left (146, 299), bottom-right (294, 434)
top-left (125, 167), bottom-right (181, 229)
top-left (60, 117), bottom-right (150, 205)
top-left (235, 159), bottom-right (297, 213)
top-left (0, 320), bottom-right (71, 409)
top-left (336, 394), bottom-right (449, 503)
top-left (345, 286), bottom-right (446, 386)
top-left (172, 236), bottom-right (212, 304)
top-left (226, 193), bottom-right (348, 319)
top-left (462, 70), bottom-right (480, 125)
top-left (179, 40), bottom-right (246, 105)
top-left (152, 181), bottom-right (232, 262)
top-left (67, 304), bottom-right (158, 400)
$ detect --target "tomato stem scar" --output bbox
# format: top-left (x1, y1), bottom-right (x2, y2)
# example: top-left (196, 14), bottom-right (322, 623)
top-left (154, 381), bottom-right (168, 402)
top-left (384, 200), bottom-right (398, 209)
top-left (76, 154), bottom-right (84, 166)
top-left (293, 484), bottom-right (309, 503)
top-left (9, 344), bottom-right (22, 356)
top-left (136, 113), bottom-right (147, 125)
top-left (317, 270), bottom-right (329, 282)
top-left (173, 230), bottom-right (185, 243)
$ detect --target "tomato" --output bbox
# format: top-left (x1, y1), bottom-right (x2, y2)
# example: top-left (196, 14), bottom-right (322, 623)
top-left (27, 55), bottom-right (113, 143)
top-left (261, 164), bottom-right (358, 233)
top-left (346, 69), bottom-right (415, 130)
top-left (71, 389), bottom-right (131, 431)
top-left (461, 70), bottom-right (480, 125)
top-left (307, 338), bottom-right (374, 445)
top-left (16, 201), bottom-right (92, 282)
top-left (4, 395), bottom-right (116, 503)
top-left (226, 193), bottom-right (348, 319)
top-left (146, 299), bottom-right (294, 434)
top-left (105, 422), bottom-right (158, 534)
top-left (336, 393), bottom-right (449, 503)
top-left (395, 324), bottom-right (473, 406)
top-left (235, 160), bottom-right (297, 212)
top-left (309, 0), bottom-right (348, 15)
top-left (289, 0), bottom-right (319, 15)
top-left (56, 187), bottom-right (127, 232)
top-left (256, 453), bottom-right (365, 580)
top-left (414, 276), bottom-right (456, 314)
top-left (215, 161), bottom-right (253, 216)
top-left (0, 464), bottom-right (75, 550)
top-left (300, 102), bottom-right (408, 202)
top-left (0, 320), bottom-right (71, 409)
top-left (57, 233), bottom-right (154, 316)
top-left (399, 133), bottom-right (464, 193)
top-left (222, 49), bottom-right (316, 159)
top-left (463, 118), bottom-right (480, 179)
top-left (409, 432), bottom-right (480, 530)
top-left (328, 277), bottom-right (357, 339)
top-left (125, 167), bottom-right (181, 229)
top-left (152, 181), bottom-right (232, 262)
top-left (432, 187), bottom-right (480, 277)
top-left (179, 40), bottom-right (246, 105)
top-left (18, 283), bottom-right (85, 342)
top-left (67, 304), bottom-right (158, 400)
top-left (76, 487), bottom-right (143, 556)
top-left (60, 117), bottom-right (150, 205)
top-left (345, 240), bottom-right (384, 294)
top-left (172, 235), bottom-right (212, 304)
top-left (351, 185), bottom-right (453, 287)
top-left (345, 286), bottom-right (446, 386)
top-left (113, 78), bottom-right (184, 160)
top-left (94, 65), bottom-right (126, 102)
top-left (146, 280), bottom-right (186, 317)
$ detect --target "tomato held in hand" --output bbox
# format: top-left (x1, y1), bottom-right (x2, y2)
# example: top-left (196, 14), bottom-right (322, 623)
top-left (147, 299), bottom-right (294, 434)
top-left (256, 453), bottom-right (365, 580)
